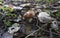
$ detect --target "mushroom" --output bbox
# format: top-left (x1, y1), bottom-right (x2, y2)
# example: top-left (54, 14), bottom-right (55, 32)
top-left (38, 12), bottom-right (53, 23)
top-left (23, 10), bottom-right (35, 18)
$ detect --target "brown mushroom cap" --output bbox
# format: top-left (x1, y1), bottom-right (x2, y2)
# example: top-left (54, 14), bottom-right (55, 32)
top-left (23, 10), bottom-right (35, 18)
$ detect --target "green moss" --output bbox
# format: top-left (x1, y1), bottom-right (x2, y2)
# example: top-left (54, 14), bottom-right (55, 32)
top-left (10, 14), bottom-right (17, 17)
top-left (4, 20), bottom-right (12, 27)
top-left (35, 0), bottom-right (42, 2)
top-left (2, 6), bottom-right (14, 12)
top-left (45, 0), bottom-right (54, 3)
top-left (55, 12), bottom-right (60, 17)
top-left (44, 9), bottom-right (50, 13)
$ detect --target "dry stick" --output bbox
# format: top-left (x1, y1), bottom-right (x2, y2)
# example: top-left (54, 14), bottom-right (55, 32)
top-left (34, 32), bottom-right (38, 38)
top-left (25, 23), bottom-right (60, 38)
top-left (50, 28), bottom-right (53, 38)
top-left (40, 27), bottom-right (60, 36)
top-left (25, 27), bottom-right (40, 38)
top-left (37, 26), bottom-right (60, 38)
top-left (25, 23), bottom-right (48, 38)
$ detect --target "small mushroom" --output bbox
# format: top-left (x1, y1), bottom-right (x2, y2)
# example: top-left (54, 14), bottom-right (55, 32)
top-left (51, 20), bottom-right (58, 30)
top-left (38, 12), bottom-right (53, 23)
top-left (23, 10), bottom-right (35, 18)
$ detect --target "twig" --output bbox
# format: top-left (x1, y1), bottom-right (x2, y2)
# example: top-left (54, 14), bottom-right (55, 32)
top-left (25, 27), bottom-right (40, 38)
top-left (50, 28), bottom-right (53, 38)
top-left (25, 23), bottom-right (48, 38)
top-left (25, 21), bottom-right (60, 38)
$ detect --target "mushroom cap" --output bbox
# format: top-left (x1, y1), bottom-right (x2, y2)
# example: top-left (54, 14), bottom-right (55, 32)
top-left (38, 12), bottom-right (53, 23)
top-left (23, 10), bottom-right (35, 18)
